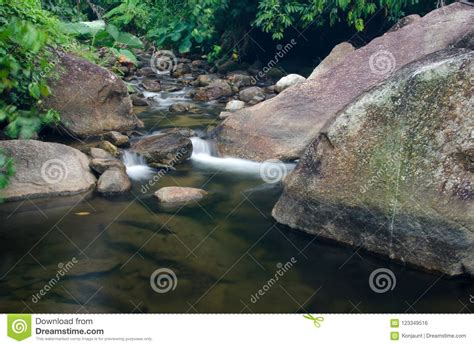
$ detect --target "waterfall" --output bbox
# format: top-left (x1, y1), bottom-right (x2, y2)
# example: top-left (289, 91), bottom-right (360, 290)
top-left (190, 137), bottom-right (295, 176)
top-left (122, 150), bottom-right (155, 180)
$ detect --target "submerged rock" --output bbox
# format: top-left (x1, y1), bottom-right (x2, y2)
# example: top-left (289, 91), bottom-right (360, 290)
top-left (274, 74), bottom-right (306, 93)
top-left (130, 132), bottom-right (192, 165)
top-left (214, 3), bottom-right (473, 160)
top-left (155, 186), bottom-right (207, 205)
top-left (0, 140), bottom-right (96, 201)
top-left (43, 53), bottom-right (140, 137)
top-left (97, 168), bottom-right (131, 195)
top-left (273, 48), bottom-right (474, 276)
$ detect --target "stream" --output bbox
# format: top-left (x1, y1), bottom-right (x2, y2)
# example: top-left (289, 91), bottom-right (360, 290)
top-left (0, 81), bottom-right (473, 313)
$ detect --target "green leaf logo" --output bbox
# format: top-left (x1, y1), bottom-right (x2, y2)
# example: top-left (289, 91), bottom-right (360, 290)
top-left (7, 314), bottom-right (32, 341)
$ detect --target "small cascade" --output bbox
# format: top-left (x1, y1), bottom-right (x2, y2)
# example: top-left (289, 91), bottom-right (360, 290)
top-left (190, 137), bottom-right (295, 176)
top-left (122, 150), bottom-right (155, 180)
top-left (142, 87), bottom-right (193, 110)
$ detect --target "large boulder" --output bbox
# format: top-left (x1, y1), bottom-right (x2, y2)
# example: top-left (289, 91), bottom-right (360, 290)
top-left (273, 48), bottom-right (474, 276)
top-left (307, 42), bottom-right (355, 81)
top-left (130, 132), bottom-right (192, 166)
top-left (44, 53), bottom-right (141, 137)
top-left (0, 140), bottom-right (96, 201)
top-left (214, 3), bottom-right (474, 161)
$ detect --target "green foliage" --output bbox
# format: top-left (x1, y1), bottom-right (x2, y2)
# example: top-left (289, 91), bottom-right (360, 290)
top-left (146, 0), bottom-right (227, 53)
top-left (0, 0), bottom-right (70, 139)
top-left (60, 20), bottom-right (143, 62)
top-left (41, 0), bottom-right (87, 21)
top-left (0, 150), bottom-right (15, 191)
top-left (254, 0), bottom-right (428, 40)
top-left (84, 0), bottom-right (441, 54)
top-left (207, 45), bottom-right (222, 63)
top-left (103, 0), bottom-right (150, 32)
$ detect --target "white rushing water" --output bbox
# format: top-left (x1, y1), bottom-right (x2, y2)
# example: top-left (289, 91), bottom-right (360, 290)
top-left (122, 137), bottom-right (295, 181)
top-left (142, 87), bottom-right (192, 109)
top-left (122, 150), bottom-right (155, 181)
top-left (190, 137), bottom-right (295, 177)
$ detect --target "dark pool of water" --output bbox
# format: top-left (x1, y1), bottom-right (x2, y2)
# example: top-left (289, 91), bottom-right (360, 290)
top-left (0, 90), bottom-right (473, 313)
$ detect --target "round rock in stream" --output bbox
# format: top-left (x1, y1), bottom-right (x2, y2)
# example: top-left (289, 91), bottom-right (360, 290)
top-left (97, 168), bottom-right (132, 195)
top-left (130, 132), bottom-right (192, 165)
top-left (155, 186), bottom-right (207, 205)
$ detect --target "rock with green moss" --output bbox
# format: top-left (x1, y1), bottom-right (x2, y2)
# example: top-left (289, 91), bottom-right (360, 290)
top-left (273, 48), bottom-right (474, 276)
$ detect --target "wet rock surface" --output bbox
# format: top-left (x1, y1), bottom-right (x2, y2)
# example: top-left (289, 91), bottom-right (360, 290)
top-left (0, 140), bottom-right (96, 201)
top-left (214, 3), bottom-right (474, 161)
top-left (43, 53), bottom-right (141, 137)
top-left (273, 49), bottom-right (474, 276)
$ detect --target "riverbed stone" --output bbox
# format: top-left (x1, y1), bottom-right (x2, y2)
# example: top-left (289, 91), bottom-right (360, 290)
top-left (238, 87), bottom-right (265, 104)
top-left (90, 158), bottom-right (126, 174)
top-left (193, 80), bottom-right (233, 101)
top-left (131, 94), bottom-right (150, 106)
top-left (275, 74), bottom-right (306, 93)
top-left (195, 74), bottom-right (220, 87)
top-left (168, 103), bottom-right (200, 113)
top-left (273, 48), bottom-right (474, 276)
top-left (43, 53), bottom-right (140, 138)
top-left (228, 73), bottom-right (253, 88)
top-left (104, 131), bottom-right (129, 147)
top-left (171, 63), bottom-right (192, 78)
top-left (155, 186), bottom-right (207, 205)
top-left (136, 66), bottom-right (156, 77)
top-left (97, 141), bottom-right (119, 157)
top-left (214, 3), bottom-right (473, 160)
top-left (0, 140), bottom-right (96, 201)
top-left (130, 132), bottom-right (192, 165)
top-left (89, 147), bottom-right (114, 160)
top-left (141, 79), bottom-right (162, 92)
top-left (97, 168), bottom-right (131, 195)
top-left (225, 100), bottom-right (245, 112)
